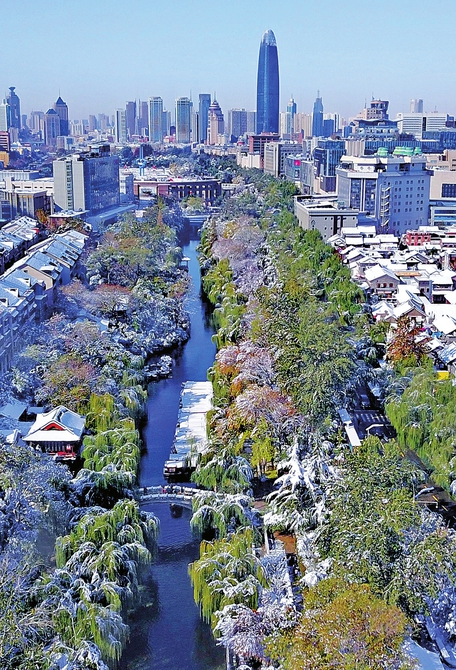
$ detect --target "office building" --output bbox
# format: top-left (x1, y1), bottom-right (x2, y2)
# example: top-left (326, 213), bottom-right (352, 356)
top-left (264, 141), bottom-right (300, 177)
top-left (312, 94), bottom-right (324, 137)
top-left (162, 110), bottom-right (171, 137)
top-left (53, 96), bottom-right (69, 136)
top-left (88, 115), bottom-right (97, 131)
top-left (125, 101), bottom-right (136, 139)
top-left (175, 97), bottom-right (192, 143)
top-left (29, 111), bottom-right (44, 134)
top-left (280, 112), bottom-right (293, 139)
top-left (359, 99), bottom-right (389, 121)
top-left (336, 150), bottom-right (431, 235)
top-left (44, 109), bottom-right (60, 146)
top-left (53, 144), bottom-right (120, 214)
top-left (0, 101), bottom-right (8, 132)
top-left (397, 112), bottom-right (448, 140)
top-left (148, 97), bottom-right (164, 142)
top-left (198, 94), bottom-right (211, 145)
top-left (256, 29), bottom-right (279, 134)
top-left (70, 121), bottom-right (84, 137)
top-left (208, 99), bottom-right (224, 145)
top-left (137, 101), bottom-right (149, 136)
top-left (114, 109), bottom-right (127, 143)
top-left (6, 87), bottom-right (20, 129)
top-left (228, 109), bottom-right (247, 142)
top-left (98, 114), bottom-right (108, 131)
top-left (294, 113), bottom-right (312, 138)
top-left (410, 99), bottom-right (424, 114)
top-left (314, 138), bottom-right (346, 192)
top-left (287, 97), bottom-right (297, 119)
top-left (247, 111), bottom-right (256, 134)
top-left (294, 195), bottom-right (358, 242)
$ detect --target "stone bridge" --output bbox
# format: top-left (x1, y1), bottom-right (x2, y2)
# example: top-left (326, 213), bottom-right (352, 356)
top-left (138, 485), bottom-right (197, 510)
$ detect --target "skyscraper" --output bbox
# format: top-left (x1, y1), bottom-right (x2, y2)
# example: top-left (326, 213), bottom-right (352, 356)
top-left (137, 101), bottom-right (148, 136)
top-left (410, 98), bottom-right (424, 114)
top-left (175, 97), bottom-right (192, 143)
top-left (148, 97), bottom-right (164, 142)
top-left (228, 109), bottom-right (247, 142)
top-left (198, 94), bottom-right (211, 144)
top-left (256, 29), bottom-right (279, 134)
top-left (208, 99), bottom-right (224, 145)
top-left (114, 109), bottom-right (127, 143)
top-left (287, 97), bottom-right (297, 119)
top-left (6, 87), bottom-right (20, 129)
top-left (312, 94), bottom-right (324, 137)
top-left (0, 101), bottom-right (9, 132)
top-left (125, 101), bottom-right (136, 139)
top-left (53, 96), bottom-right (69, 136)
top-left (44, 109), bottom-right (60, 146)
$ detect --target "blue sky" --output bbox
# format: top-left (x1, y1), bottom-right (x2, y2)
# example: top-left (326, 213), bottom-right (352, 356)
top-left (3, 0), bottom-right (456, 121)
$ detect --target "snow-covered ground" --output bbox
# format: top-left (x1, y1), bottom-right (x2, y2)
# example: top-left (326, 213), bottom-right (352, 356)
top-left (406, 640), bottom-right (444, 669)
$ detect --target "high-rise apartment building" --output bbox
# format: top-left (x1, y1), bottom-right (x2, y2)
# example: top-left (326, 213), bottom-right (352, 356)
top-left (294, 113), bottom-right (312, 138)
top-left (114, 109), bottom-right (127, 143)
top-left (88, 115), bottom-right (97, 131)
top-left (53, 144), bottom-right (119, 214)
top-left (280, 112), bottom-right (292, 138)
top-left (6, 87), bottom-right (20, 129)
top-left (125, 101), bottom-right (136, 139)
top-left (198, 94), bottom-right (211, 145)
top-left (44, 109), bottom-right (60, 146)
top-left (256, 29), bottom-right (279, 134)
top-left (53, 96), bottom-right (69, 136)
top-left (208, 100), bottom-right (224, 145)
top-left (312, 94), bottom-right (324, 137)
top-left (175, 97), bottom-right (192, 143)
top-left (148, 97), bottom-right (164, 142)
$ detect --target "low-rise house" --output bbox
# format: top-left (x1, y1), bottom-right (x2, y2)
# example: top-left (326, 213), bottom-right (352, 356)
top-left (23, 405), bottom-right (86, 461)
top-left (364, 265), bottom-right (400, 299)
top-left (1, 268), bottom-right (47, 321)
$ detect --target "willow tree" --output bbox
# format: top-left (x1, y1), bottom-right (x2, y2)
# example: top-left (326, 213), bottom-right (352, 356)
top-left (190, 491), bottom-right (261, 540)
top-left (191, 448), bottom-right (252, 494)
top-left (188, 529), bottom-right (267, 625)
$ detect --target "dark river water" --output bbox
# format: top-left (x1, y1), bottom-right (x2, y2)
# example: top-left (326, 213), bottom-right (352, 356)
top-left (120, 238), bottom-right (225, 670)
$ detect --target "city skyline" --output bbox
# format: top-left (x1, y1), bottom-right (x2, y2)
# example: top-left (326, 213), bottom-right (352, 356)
top-left (3, 0), bottom-right (456, 121)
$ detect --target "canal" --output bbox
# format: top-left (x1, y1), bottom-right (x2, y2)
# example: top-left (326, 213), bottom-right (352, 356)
top-left (120, 237), bottom-right (225, 670)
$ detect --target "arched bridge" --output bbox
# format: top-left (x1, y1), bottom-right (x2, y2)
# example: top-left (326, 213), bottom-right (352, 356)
top-left (138, 485), bottom-right (197, 510)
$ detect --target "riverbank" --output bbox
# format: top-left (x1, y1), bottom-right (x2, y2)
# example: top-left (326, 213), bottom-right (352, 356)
top-left (0, 205), bottom-right (195, 668)
top-left (120, 237), bottom-right (224, 670)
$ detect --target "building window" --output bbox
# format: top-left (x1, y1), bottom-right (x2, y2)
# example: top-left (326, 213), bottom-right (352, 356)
top-left (442, 183), bottom-right (456, 197)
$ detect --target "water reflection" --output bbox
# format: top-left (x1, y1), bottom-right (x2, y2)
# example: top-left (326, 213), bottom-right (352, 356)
top-left (121, 240), bottom-right (223, 670)
top-left (120, 504), bottom-right (225, 670)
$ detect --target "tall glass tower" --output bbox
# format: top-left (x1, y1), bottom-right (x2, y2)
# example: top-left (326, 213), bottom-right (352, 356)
top-left (53, 96), bottom-right (69, 136)
top-left (312, 93), bottom-right (324, 137)
top-left (256, 29), bottom-right (279, 134)
top-left (6, 87), bottom-right (21, 129)
top-left (198, 93), bottom-right (211, 144)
